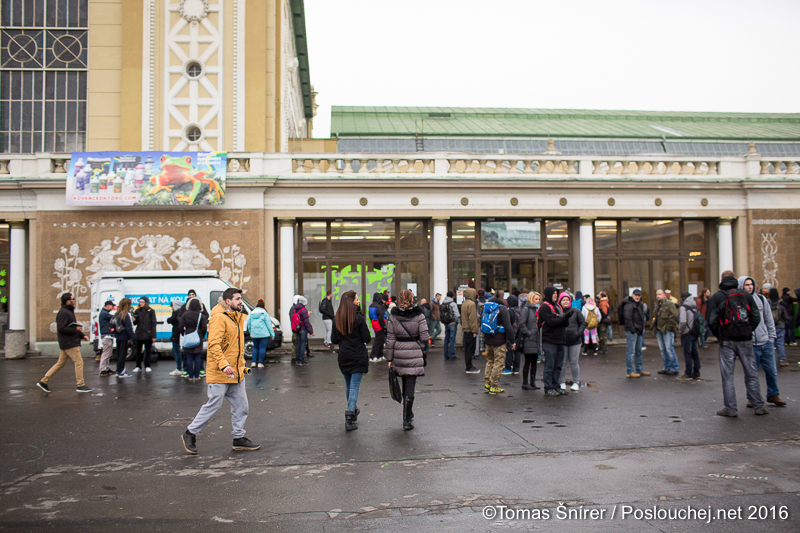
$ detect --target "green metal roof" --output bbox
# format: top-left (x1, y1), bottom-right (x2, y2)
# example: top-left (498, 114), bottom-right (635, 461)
top-left (330, 107), bottom-right (800, 140)
top-left (290, 0), bottom-right (313, 119)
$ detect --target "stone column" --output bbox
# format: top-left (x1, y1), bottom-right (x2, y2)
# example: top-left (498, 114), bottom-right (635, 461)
top-left (5, 220), bottom-right (27, 359)
top-left (432, 218), bottom-right (449, 297)
top-left (579, 218), bottom-right (595, 298)
top-left (717, 217), bottom-right (734, 280)
top-left (278, 218), bottom-right (296, 333)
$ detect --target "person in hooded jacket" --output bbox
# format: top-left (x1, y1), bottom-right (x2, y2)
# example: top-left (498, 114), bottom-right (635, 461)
top-left (518, 291), bottom-right (541, 390)
top-left (132, 296), bottom-right (157, 373)
top-left (461, 288), bottom-right (480, 373)
top-left (247, 299), bottom-right (274, 369)
top-left (179, 298), bottom-right (208, 382)
top-left (677, 292), bottom-right (701, 381)
top-left (369, 292), bottom-right (388, 362)
top-left (581, 297), bottom-right (601, 355)
top-left (539, 286), bottom-right (568, 396)
top-left (781, 287), bottom-right (797, 346)
top-left (768, 288), bottom-right (790, 367)
top-left (559, 292), bottom-right (586, 391)
top-left (738, 277), bottom-right (785, 406)
top-left (623, 289), bottom-right (651, 378)
top-left (293, 297), bottom-right (314, 365)
top-left (166, 300), bottom-right (184, 376)
top-left (482, 290), bottom-right (516, 395)
top-left (386, 289), bottom-right (429, 430)
top-left (332, 291), bottom-right (371, 431)
top-left (502, 294), bottom-right (522, 374)
top-left (441, 291), bottom-right (461, 361)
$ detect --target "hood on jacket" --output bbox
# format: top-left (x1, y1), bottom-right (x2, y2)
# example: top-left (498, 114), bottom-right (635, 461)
top-left (441, 296), bottom-right (455, 305)
top-left (188, 298), bottom-right (201, 312)
top-left (463, 288), bottom-right (477, 302)
top-left (507, 295), bottom-right (519, 308)
top-left (719, 276), bottom-right (739, 291)
top-left (558, 292), bottom-right (572, 308)
top-left (769, 288), bottom-right (780, 302)
top-left (172, 300), bottom-right (182, 311)
top-left (292, 295), bottom-right (307, 306)
top-left (681, 295), bottom-right (697, 309)
top-left (584, 302), bottom-right (597, 311)
top-left (543, 286), bottom-right (559, 306)
top-left (737, 276), bottom-right (759, 301)
top-left (575, 291), bottom-right (583, 301)
top-left (391, 306), bottom-right (422, 318)
top-left (371, 292), bottom-right (384, 306)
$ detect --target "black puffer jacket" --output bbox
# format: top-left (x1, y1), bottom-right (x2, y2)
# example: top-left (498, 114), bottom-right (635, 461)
top-left (179, 299), bottom-right (208, 354)
top-left (133, 302), bottom-right (158, 341)
top-left (538, 287), bottom-right (567, 345)
top-left (623, 297), bottom-right (646, 334)
top-left (518, 303), bottom-right (541, 355)
top-left (332, 312), bottom-right (371, 375)
top-left (564, 307), bottom-right (586, 346)
top-left (385, 307), bottom-right (429, 377)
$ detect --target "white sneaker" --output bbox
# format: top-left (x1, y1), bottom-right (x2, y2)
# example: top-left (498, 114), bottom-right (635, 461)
top-left (250, 362), bottom-right (256, 367)
top-left (258, 364), bottom-right (265, 368)
top-left (145, 367), bottom-right (152, 373)
top-left (560, 383), bottom-right (567, 390)
top-left (133, 367), bottom-right (141, 373)
top-left (169, 369), bottom-right (182, 376)
top-left (378, 357), bottom-right (386, 362)
top-left (570, 382), bottom-right (580, 391)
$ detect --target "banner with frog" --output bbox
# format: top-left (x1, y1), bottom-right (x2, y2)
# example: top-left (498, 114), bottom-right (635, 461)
top-left (65, 151), bottom-right (227, 206)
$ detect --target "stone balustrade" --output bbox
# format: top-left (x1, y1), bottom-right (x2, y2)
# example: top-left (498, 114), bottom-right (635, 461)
top-left (759, 160), bottom-right (799, 175)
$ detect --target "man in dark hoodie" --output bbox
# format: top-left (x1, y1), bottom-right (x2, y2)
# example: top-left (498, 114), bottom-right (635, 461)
top-left (538, 286), bottom-right (568, 396)
top-left (482, 290), bottom-right (515, 394)
top-left (369, 292), bottom-right (387, 362)
top-left (37, 293), bottom-right (92, 393)
top-left (707, 271), bottom-right (766, 417)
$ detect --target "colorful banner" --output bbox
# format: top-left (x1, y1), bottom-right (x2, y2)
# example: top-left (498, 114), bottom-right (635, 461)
top-left (65, 151), bottom-right (227, 206)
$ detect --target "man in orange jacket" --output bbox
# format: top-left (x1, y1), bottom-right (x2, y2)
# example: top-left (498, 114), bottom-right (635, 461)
top-left (182, 287), bottom-right (259, 454)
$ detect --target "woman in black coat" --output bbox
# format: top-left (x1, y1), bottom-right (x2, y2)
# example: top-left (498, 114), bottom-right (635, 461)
top-left (331, 291), bottom-right (371, 431)
top-left (179, 298), bottom-right (208, 382)
top-left (132, 296), bottom-right (158, 372)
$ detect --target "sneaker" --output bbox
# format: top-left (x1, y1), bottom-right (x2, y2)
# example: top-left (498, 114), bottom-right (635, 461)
top-left (675, 374), bottom-right (693, 382)
top-left (657, 370), bottom-right (668, 375)
top-left (641, 346), bottom-right (647, 351)
top-left (560, 383), bottom-right (567, 390)
top-left (297, 361), bottom-right (309, 366)
top-left (199, 370), bottom-right (205, 376)
top-left (488, 386), bottom-right (505, 395)
top-left (484, 383), bottom-right (492, 392)
top-left (169, 369), bottom-right (182, 376)
top-left (182, 430), bottom-right (197, 455)
top-left (627, 373), bottom-right (640, 378)
top-left (546, 389), bottom-right (560, 397)
top-left (378, 357), bottom-right (386, 362)
top-left (512, 370), bottom-right (519, 375)
top-left (370, 358), bottom-right (378, 363)
top-left (133, 367), bottom-right (141, 373)
top-left (250, 362), bottom-right (256, 368)
top-left (100, 370), bottom-right (114, 377)
top-left (570, 382), bottom-right (580, 391)
top-left (182, 371), bottom-right (189, 378)
top-left (232, 437), bottom-right (260, 451)
top-left (36, 381), bottom-right (51, 393)
top-left (466, 368), bottom-right (481, 374)
top-left (258, 364), bottom-right (265, 368)
top-left (117, 372), bottom-right (132, 378)
top-left (501, 369), bottom-right (513, 375)
top-left (754, 407), bottom-right (769, 416)
top-left (76, 385), bottom-right (93, 393)
top-left (145, 367), bottom-right (152, 373)
top-left (716, 409), bottom-right (737, 417)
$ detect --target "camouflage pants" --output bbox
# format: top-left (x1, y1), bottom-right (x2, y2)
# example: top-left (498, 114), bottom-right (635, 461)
top-left (484, 344), bottom-right (507, 387)
top-left (598, 325), bottom-right (607, 351)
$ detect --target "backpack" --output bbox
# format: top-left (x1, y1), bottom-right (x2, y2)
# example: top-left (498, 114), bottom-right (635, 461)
top-left (769, 300), bottom-right (783, 328)
top-left (291, 311), bottom-right (302, 333)
top-left (440, 302), bottom-right (454, 325)
top-left (480, 301), bottom-right (505, 335)
top-left (585, 309), bottom-right (599, 329)
top-left (682, 305), bottom-right (700, 337)
top-left (718, 291), bottom-right (752, 341)
top-left (537, 302), bottom-right (557, 329)
top-left (110, 314), bottom-right (121, 333)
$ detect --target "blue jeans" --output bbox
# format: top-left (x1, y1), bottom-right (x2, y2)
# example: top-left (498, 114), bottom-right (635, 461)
top-left (681, 334), bottom-right (700, 377)
top-left (430, 320), bottom-right (442, 342)
top-left (252, 337), bottom-right (269, 365)
top-left (607, 325), bottom-right (613, 342)
top-left (172, 341), bottom-right (182, 370)
top-left (775, 329), bottom-right (786, 361)
top-left (750, 342), bottom-right (779, 398)
top-left (343, 372), bottom-right (362, 412)
top-left (444, 323), bottom-right (457, 359)
top-left (296, 329), bottom-right (308, 363)
top-left (185, 352), bottom-right (203, 379)
top-left (656, 330), bottom-right (680, 372)
top-left (625, 330), bottom-right (643, 374)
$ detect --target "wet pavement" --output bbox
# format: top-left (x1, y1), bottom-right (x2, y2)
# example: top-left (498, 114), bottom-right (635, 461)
top-left (1, 340), bottom-right (799, 532)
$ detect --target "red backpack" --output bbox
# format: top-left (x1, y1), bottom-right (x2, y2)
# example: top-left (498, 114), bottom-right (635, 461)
top-left (718, 290), bottom-right (752, 341)
top-left (291, 311), bottom-right (302, 333)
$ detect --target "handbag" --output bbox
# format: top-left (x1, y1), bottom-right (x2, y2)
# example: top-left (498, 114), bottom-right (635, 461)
top-left (181, 313), bottom-right (203, 349)
top-left (388, 368), bottom-right (402, 403)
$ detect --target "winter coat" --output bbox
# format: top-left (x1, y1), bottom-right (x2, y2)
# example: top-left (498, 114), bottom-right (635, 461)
top-left (707, 276), bottom-right (761, 341)
top-left (623, 297), bottom-right (646, 334)
top-left (769, 297), bottom-right (789, 330)
top-left (678, 296), bottom-right (699, 337)
top-left (420, 303), bottom-right (431, 321)
top-left (737, 276), bottom-right (776, 346)
top-left (246, 307), bottom-right (275, 339)
top-left (99, 308), bottom-right (113, 337)
top-left (430, 300), bottom-right (441, 321)
top-left (440, 296), bottom-right (460, 324)
top-left (654, 299), bottom-right (679, 334)
top-left (206, 303), bottom-right (247, 384)
top-left (179, 299), bottom-right (208, 355)
top-left (332, 312), bottom-right (371, 375)
top-left (597, 297), bottom-right (610, 320)
top-left (385, 307), bottom-right (429, 377)
top-left (113, 313), bottom-right (135, 342)
top-left (368, 293), bottom-right (387, 332)
top-left (581, 303), bottom-right (601, 330)
top-left (539, 287), bottom-right (567, 345)
top-left (166, 308), bottom-right (181, 342)
top-left (294, 303), bottom-right (313, 334)
top-left (564, 306), bottom-right (586, 346)
top-left (56, 304), bottom-right (83, 350)
top-left (319, 297), bottom-right (335, 320)
top-left (484, 298), bottom-right (516, 346)
top-left (133, 306), bottom-right (158, 340)
top-left (461, 288), bottom-right (479, 333)
top-left (518, 302), bottom-right (541, 355)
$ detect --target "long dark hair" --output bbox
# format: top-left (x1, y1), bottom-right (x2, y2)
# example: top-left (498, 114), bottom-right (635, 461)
top-left (334, 290), bottom-right (358, 335)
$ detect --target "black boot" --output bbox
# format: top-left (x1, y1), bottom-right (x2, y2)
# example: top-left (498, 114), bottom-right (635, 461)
top-left (403, 397), bottom-right (414, 430)
top-left (353, 407), bottom-right (360, 422)
top-left (345, 410), bottom-right (358, 431)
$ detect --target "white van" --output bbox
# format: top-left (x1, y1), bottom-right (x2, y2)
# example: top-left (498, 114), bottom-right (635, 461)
top-left (89, 270), bottom-right (282, 359)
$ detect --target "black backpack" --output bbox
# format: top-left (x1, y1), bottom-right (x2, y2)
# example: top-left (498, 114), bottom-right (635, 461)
top-left (682, 305), bottom-right (700, 337)
top-left (440, 302), bottom-right (454, 325)
top-left (718, 290), bottom-right (752, 341)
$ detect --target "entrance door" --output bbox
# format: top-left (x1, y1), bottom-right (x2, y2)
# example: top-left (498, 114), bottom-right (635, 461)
top-left (480, 260), bottom-right (510, 293)
top-left (511, 258), bottom-right (537, 294)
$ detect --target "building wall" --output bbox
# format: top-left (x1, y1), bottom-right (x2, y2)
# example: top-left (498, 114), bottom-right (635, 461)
top-left (87, 0), bottom-right (125, 151)
top-left (748, 209), bottom-right (800, 292)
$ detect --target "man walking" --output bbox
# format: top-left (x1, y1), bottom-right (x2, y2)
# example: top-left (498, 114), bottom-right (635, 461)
top-left (482, 291), bottom-right (515, 394)
top-left (98, 300), bottom-right (116, 376)
top-left (654, 289), bottom-right (680, 376)
top-left (738, 276), bottom-right (786, 407)
top-left (440, 291), bottom-right (460, 360)
top-left (461, 288), bottom-right (480, 373)
top-left (429, 294), bottom-right (443, 345)
top-left (319, 292), bottom-right (335, 348)
top-left (622, 289), bottom-right (651, 378)
top-left (182, 288), bottom-right (259, 454)
top-left (37, 293), bottom-right (92, 393)
top-left (707, 271), bottom-right (767, 417)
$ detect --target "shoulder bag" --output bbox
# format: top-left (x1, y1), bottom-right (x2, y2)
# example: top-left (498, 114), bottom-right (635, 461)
top-left (181, 313), bottom-right (203, 349)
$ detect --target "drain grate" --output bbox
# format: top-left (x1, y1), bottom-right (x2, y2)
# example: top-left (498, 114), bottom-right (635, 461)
top-left (157, 418), bottom-right (194, 427)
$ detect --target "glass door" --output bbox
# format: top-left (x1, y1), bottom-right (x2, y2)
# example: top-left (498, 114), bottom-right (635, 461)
top-left (511, 258), bottom-right (537, 294)
top-left (480, 259), bottom-right (510, 293)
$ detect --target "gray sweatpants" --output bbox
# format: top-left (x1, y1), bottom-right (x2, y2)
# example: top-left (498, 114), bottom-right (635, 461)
top-left (188, 379), bottom-right (249, 438)
top-left (718, 340), bottom-right (763, 413)
top-left (559, 344), bottom-right (581, 384)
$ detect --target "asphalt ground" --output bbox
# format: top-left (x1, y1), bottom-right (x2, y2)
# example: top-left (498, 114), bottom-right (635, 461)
top-left (1, 338), bottom-right (799, 532)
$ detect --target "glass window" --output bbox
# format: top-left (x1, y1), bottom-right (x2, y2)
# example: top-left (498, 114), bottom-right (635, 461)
top-left (302, 262), bottom-right (327, 335)
top-left (453, 260), bottom-right (475, 291)
top-left (594, 220), bottom-right (618, 251)
top-left (621, 220), bottom-right (679, 250)
top-left (683, 220), bottom-right (705, 249)
top-left (653, 259), bottom-right (680, 296)
top-left (545, 220), bottom-right (568, 250)
top-left (686, 257), bottom-right (706, 297)
top-left (399, 221), bottom-right (424, 251)
top-left (301, 222), bottom-right (327, 253)
top-left (329, 262), bottom-right (363, 311)
top-left (511, 259), bottom-right (536, 294)
top-left (481, 260), bottom-right (509, 293)
top-left (451, 220), bottom-right (476, 251)
top-left (481, 221), bottom-right (541, 250)
top-left (546, 260), bottom-right (569, 290)
top-left (399, 261), bottom-right (425, 298)
top-left (331, 221), bottom-right (395, 253)
top-left (621, 260), bottom-right (650, 308)
top-left (595, 259), bottom-right (618, 310)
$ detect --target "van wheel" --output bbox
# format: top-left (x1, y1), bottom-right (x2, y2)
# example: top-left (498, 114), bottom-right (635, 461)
top-left (244, 340), bottom-right (253, 360)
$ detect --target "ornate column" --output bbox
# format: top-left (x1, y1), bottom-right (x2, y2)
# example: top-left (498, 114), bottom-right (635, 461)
top-left (5, 220), bottom-right (27, 359)
top-left (579, 218), bottom-right (595, 298)
top-left (717, 217), bottom-right (734, 280)
top-left (432, 218), bottom-right (449, 297)
top-left (278, 218), bottom-right (296, 333)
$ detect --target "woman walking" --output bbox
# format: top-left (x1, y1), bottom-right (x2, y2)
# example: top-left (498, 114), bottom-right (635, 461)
top-left (560, 292), bottom-right (586, 392)
top-left (132, 296), bottom-right (157, 373)
top-left (385, 289), bottom-right (430, 430)
top-left (114, 298), bottom-right (135, 378)
top-left (331, 291), bottom-right (371, 431)
top-left (247, 299), bottom-right (275, 368)
top-left (179, 298), bottom-right (208, 382)
top-left (518, 291), bottom-right (542, 390)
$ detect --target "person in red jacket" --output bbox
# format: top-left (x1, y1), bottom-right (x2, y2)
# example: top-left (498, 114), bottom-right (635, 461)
top-left (293, 297), bottom-right (314, 366)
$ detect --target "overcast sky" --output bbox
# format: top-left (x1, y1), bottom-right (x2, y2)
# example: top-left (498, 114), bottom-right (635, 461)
top-left (303, 0), bottom-right (800, 138)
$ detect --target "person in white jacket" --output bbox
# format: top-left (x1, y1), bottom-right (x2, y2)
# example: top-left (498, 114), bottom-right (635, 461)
top-left (581, 297), bottom-right (602, 355)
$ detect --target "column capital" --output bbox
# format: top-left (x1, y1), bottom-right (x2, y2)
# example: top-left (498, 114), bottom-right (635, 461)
top-left (718, 216), bottom-right (736, 225)
top-left (579, 217), bottom-right (596, 226)
top-left (432, 217), bottom-right (449, 226)
top-left (6, 219), bottom-right (27, 229)
top-left (277, 217), bottom-right (296, 227)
